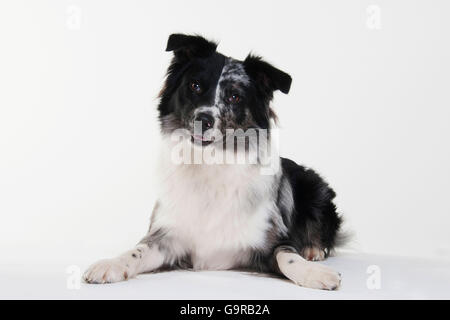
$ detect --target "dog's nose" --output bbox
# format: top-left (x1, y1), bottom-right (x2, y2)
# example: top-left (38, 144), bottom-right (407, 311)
top-left (194, 113), bottom-right (215, 132)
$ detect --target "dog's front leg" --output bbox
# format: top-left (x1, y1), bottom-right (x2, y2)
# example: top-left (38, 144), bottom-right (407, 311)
top-left (275, 245), bottom-right (342, 290)
top-left (83, 241), bottom-right (166, 284)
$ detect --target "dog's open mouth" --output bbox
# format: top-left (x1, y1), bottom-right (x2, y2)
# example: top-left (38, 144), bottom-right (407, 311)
top-left (191, 134), bottom-right (215, 146)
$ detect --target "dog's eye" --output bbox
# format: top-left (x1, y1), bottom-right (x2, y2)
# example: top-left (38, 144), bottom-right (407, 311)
top-left (227, 94), bottom-right (241, 104)
top-left (190, 81), bottom-right (202, 94)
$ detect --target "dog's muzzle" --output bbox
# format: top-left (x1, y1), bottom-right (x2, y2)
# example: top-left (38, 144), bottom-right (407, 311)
top-left (191, 113), bottom-right (215, 146)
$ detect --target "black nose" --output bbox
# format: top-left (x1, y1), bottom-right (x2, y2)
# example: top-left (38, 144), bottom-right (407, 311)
top-left (194, 113), bottom-right (215, 132)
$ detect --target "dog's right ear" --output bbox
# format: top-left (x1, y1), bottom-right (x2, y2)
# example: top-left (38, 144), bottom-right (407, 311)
top-left (166, 34), bottom-right (218, 60)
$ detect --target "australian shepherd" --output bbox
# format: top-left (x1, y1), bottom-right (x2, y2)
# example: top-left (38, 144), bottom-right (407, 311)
top-left (84, 34), bottom-right (344, 290)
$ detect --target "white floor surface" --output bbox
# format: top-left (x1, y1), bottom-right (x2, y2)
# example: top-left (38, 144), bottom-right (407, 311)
top-left (1, 253), bottom-right (449, 299)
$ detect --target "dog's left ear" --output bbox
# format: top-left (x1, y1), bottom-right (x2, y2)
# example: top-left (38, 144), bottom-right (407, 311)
top-left (166, 34), bottom-right (218, 60)
top-left (243, 55), bottom-right (292, 94)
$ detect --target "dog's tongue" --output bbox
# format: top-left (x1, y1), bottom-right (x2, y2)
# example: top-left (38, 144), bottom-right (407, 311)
top-left (193, 134), bottom-right (208, 141)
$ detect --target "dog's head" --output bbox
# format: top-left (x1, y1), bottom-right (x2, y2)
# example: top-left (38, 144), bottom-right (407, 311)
top-left (158, 34), bottom-right (292, 147)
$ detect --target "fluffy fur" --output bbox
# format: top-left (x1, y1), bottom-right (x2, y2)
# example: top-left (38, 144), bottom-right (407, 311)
top-left (84, 34), bottom-right (344, 290)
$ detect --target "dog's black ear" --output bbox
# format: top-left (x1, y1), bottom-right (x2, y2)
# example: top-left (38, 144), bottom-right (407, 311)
top-left (166, 34), bottom-right (218, 60)
top-left (243, 55), bottom-right (292, 94)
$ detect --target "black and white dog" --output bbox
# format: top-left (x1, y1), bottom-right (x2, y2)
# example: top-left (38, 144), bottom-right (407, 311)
top-left (84, 34), bottom-right (344, 290)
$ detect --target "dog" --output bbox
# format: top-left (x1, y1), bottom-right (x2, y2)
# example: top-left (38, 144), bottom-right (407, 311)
top-left (83, 34), bottom-right (344, 290)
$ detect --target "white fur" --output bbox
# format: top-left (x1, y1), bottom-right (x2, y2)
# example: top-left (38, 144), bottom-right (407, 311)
top-left (84, 137), bottom-right (342, 289)
top-left (276, 251), bottom-right (342, 290)
top-left (83, 55), bottom-right (343, 288)
top-left (193, 58), bottom-right (251, 132)
top-left (152, 137), bottom-right (279, 270)
top-left (83, 244), bottom-right (165, 283)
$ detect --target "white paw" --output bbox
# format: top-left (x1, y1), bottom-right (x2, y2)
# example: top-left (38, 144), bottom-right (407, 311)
top-left (296, 262), bottom-right (342, 290)
top-left (302, 247), bottom-right (327, 261)
top-left (277, 252), bottom-right (342, 290)
top-left (83, 258), bottom-right (132, 284)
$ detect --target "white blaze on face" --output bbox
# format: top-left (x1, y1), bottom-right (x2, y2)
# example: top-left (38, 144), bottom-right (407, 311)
top-left (194, 58), bottom-right (251, 132)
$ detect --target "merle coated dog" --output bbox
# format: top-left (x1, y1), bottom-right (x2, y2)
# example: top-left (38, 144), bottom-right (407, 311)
top-left (84, 34), bottom-right (344, 290)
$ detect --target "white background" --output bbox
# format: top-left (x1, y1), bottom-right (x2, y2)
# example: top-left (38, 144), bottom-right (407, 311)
top-left (1, 0), bottom-right (450, 274)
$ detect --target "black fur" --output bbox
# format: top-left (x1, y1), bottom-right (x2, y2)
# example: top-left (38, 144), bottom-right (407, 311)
top-left (83, 34), bottom-right (344, 287)
top-left (158, 34), bottom-right (293, 136)
top-left (157, 34), bottom-right (342, 275)
top-left (158, 35), bottom-right (225, 128)
top-left (244, 55), bottom-right (292, 94)
top-left (278, 158), bottom-right (342, 256)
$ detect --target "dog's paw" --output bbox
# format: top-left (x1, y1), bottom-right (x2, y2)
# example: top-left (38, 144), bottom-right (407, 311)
top-left (277, 252), bottom-right (341, 290)
top-left (296, 263), bottom-right (342, 290)
top-left (83, 258), bottom-right (132, 284)
top-left (302, 247), bottom-right (326, 261)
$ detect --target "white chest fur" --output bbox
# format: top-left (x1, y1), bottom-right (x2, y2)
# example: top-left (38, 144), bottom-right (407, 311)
top-left (152, 139), bottom-right (278, 270)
